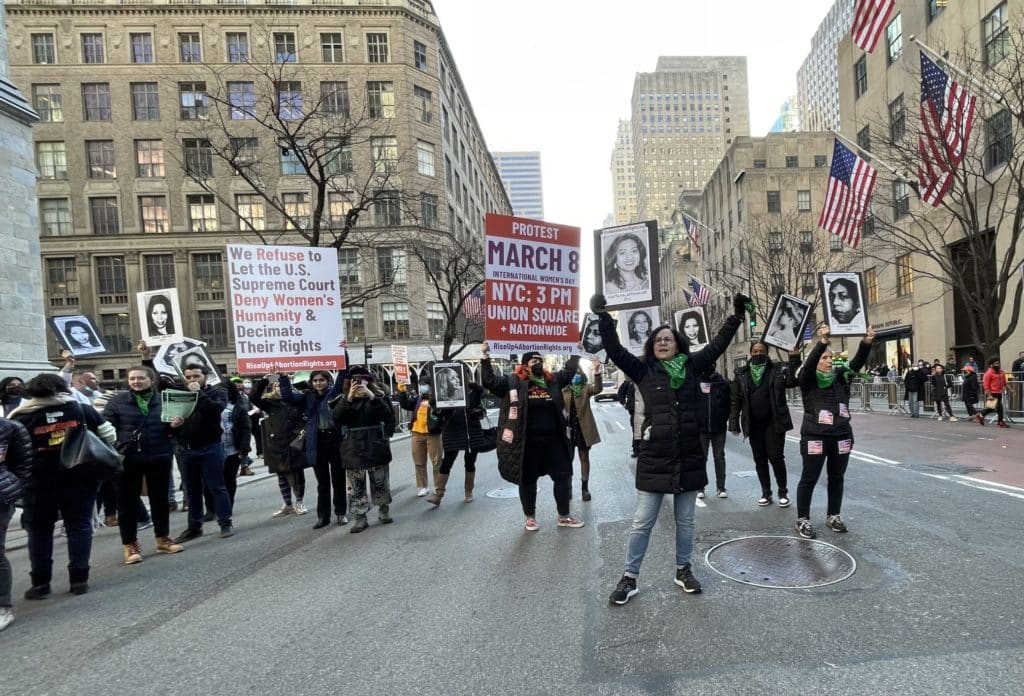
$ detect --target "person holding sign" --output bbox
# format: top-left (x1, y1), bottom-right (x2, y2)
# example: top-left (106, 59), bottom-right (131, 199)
top-left (793, 324), bottom-right (874, 540)
top-left (396, 374), bottom-right (443, 499)
top-left (433, 380), bottom-right (489, 505)
top-left (562, 363), bottom-right (603, 502)
top-left (250, 377), bottom-right (308, 517)
top-left (590, 291), bottom-right (749, 605)
top-left (481, 346), bottom-right (584, 532)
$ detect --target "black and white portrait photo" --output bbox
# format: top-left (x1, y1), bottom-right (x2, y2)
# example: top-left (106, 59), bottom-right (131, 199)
top-left (432, 362), bottom-right (467, 409)
top-left (819, 272), bottom-right (869, 336)
top-left (168, 343), bottom-right (222, 386)
top-left (618, 307), bottom-right (660, 357)
top-left (48, 315), bottom-right (108, 357)
top-left (594, 221), bottom-right (660, 311)
top-left (580, 313), bottom-right (607, 361)
top-left (762, 294), bottom-right (812, 352)
top-left (137, 288), bottom-right (184, 346)
top-left (674, 307), bottom-right (709, 352)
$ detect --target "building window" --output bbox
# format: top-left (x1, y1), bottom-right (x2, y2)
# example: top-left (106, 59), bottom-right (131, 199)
top-left (229, 137), bottom-right (259, 178)
top-left (892, 180), bottom-right (910, 219)
top-left (328, 192), bottom-right (354, 228)
top-left (321, 33), bottom-right (343, 63)
top-left (766, 190), bottom-right (781, 213)
top-left (414, 86), bottom-right (432, 123)
top-left (865, 267), bottom-right (879, 304)
top-left (139, 196), bottom-right (169, 234)
top-left (797, 190), bottom-right (811, 212)
top-left (226, 32), bottom-right (249, 63)
top-left (46, 258), bottom-right (79, 307)
top-left (374, 191), bottom-right (401, 227)
top-left (321, 81), bottom-right (349, 116)
top-left (414, 40), bottom-right (427, 71)
top-left (186, 194), bottom-right (218, 232)
top-left (888, 94), bottom-right (905, 142)
top-left (366, 32), bottom-right (389, 63)
top-left (768, 231), bottom-right (783, 251)
top-left (143, 254), bottom-right (175, 289)
top-left (753, 159), bottom-right (767, 168)
top-left (31, 33), bottom-right (56, 64)
top-left (325, 139), bottom-right (353, 176)
top-left (228, 81), bottom-right (256, 119)
top-left (130, 82), bottom-right (160, 121)
top-left (274, 32), bottom-right (296, 63)
top-left (857, 125), bottom-right (871, 153)
top-left (100, 314), bottom-right (132, 353)
top-left (198, 310), bottom-right (229, 348)
top-left (427, 302), bottom-right (444, 338)
top-left (192, 253), bottom-right (224, 302)
top-left (367, 81), bottom-right (395, 118)
top-left (95, 256), bottom-right (127, 302)
top-left (82, 83), bottom-right (111, 121)
top-left (416, 140), bottom-right (435, 176)
top-left (183, 138), bottom-right (213, 179)
top-left (342, 305), bottom-right (364, 339)
top-left (36, 141), bottom-right (67, 179)
top-left (422, 247), bottom-right (442, 276)
top-left (135, 140), bottom-right (165, 178)
top-left (283, 192), bottom-right (310, 230)
top-left (421, 193), bottom-right (438, 228)
top-left (85, 140), bottom-right (116, 179)
top-left (40, 199), bottom-right (71, 237)
top-left (984, 3), bottom-right (1009, 68)
top-left (338, 248), bottom-right (361, 288)
top-left (32, 84), bottom-right (62, 122)
top-left (89, 198), bottom-right (119, 235)
top-left (179, 82), bottom-right (208, 120)
top-left (927, 0), bottom-right (945, 22)
top-left (236, 194), bottom-right (266, 231)
top-left (770, 273), bottom-right (785, 295)
top-left (896, 254), bottom-right (913, 296)
top-left (799, 230), bottom-right (813, 251)
top-left (814, 154), bottom-right (828, 168)
top-left (886, 14), bottom-right (902, 64)
top-left (854, 56), bottom-right (868, 98)
top-left (371, 136), bottom-right (399, 174)
top-left (985, 109), bottom-right (1013, 170)
top-left (130, 33), bottom-right (153, 64)
top-left (785, 155), bottom-right (798, 168)
top-left (381, 301), bottom-right (409, 339)
top-left (81, 33), bottom-right (105, 64)
top-left (178, 32), bottom-right (201, 63)
top-left (276, 81), bottom-right (303, 120)
top-left (801, 272), bottom-right (815, 294)
top-left (830, 234), bottom-right (845, 252)
top-left (280, 143), bottom-right (304, 176)
top-left (377, 247), bottom-right (406, 289)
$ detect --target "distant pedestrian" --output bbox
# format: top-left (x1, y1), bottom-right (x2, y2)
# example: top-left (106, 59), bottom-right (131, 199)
top-left (219, 380), bottom-right (252, 506)
top-left (1010, 352), bottom-right (1024, 380)
top-left (930, 365), bottom-right (956, 421)
top-left (618, 380), bottom-right (640, 457)
top-left (981, 358), bottom-right (1009, 428)
top-left (962, 366), bottom-right (981, 423)
top-left (0, 416), bottom-right (33, 631)
top-left (902, 361), bottom-right (927, 418)
top-left (0, 377), bottom-right (24, 417)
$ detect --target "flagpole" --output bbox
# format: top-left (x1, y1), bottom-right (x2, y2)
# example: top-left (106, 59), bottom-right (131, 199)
top-left (909, 35), bottom-right (1018, 117)
top-left (689, 274), bottom-right (724, 297)
top-left (681, 211), bottom-right (718, 236)
top-left (830, 129), bottom-right (915, 183)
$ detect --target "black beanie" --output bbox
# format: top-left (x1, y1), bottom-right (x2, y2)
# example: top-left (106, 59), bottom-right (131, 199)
top-left (521, 351), bottom-right (542, 365)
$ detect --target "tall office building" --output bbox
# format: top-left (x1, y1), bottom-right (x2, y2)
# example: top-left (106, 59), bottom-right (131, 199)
top-left (6, 0), bottom-right (511, 379)
top-left (769, 96), bottom-right (800, 133)
top-left (631, 56), bottom-right (750, 230)
top-left (610, 119), bottom-right (637, 225)
top-left (491, 151), bottom-right (544, 219)
top-left (797, 0), bottom-right (853, 133)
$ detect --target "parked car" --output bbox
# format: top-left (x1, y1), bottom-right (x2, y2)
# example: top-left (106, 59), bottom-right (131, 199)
top-left (594, 380), bottom-right (620, 402)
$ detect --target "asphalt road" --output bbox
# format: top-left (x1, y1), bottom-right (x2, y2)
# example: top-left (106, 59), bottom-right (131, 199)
top-left (2, 402), bottom-right (1023, 695)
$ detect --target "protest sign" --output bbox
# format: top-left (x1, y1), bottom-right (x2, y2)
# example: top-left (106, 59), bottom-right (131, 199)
top-left (160, 390), bottom-right (199, 422)
top-left (392, 345), bottom-right (410, 384)
top-left (169, 345), bottom-right (222, 386)
top-left (433, 362), bottom-right (467, 409)
top-left (484, 214), bottom-right (581, 356)
top-left (227, 244), bottom-right (346, 373)
top-left (136, 288), bottom-right (184, 347)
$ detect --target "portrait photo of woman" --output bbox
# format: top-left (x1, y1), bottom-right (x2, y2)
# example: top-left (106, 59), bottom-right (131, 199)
top-left (595, 222), bottom-right (660, 311)
top-left (137, 288), bottom-right (183, 346)
top-left (618, 307), bottom-right (659, 357)
top-left (580, 313), bottom-right (607, 361)
top-left (762, 294), bottom-right (811, 352)
top-left (147, 294), bottom-right (175, 337)
top-left (674, 308), bottom-right (709, 352)
top-left (603, 233), bottom-right (649, 296)
top-left (433, 363), bottom-right (467, 408)
top-left (50, 315), bottom-right (108, 356)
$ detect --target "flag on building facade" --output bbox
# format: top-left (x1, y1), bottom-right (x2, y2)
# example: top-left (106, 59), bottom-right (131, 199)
top-left (683, 215), bottom-right (701, 255)
top-left (818, 139), bottom-right (878, 249)
top-left (689, 278), bottom-right (711, 306)
top-left (683, 289), bottom-right (694, 307)
top-left (851, 0), bottom-right (896, 53)
top-left (463, 287), bottom-right (484, 320)
top-left (918, 52), bottom-right (976, 206)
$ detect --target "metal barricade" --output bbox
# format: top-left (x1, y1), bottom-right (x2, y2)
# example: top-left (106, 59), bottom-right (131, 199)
top-left (886, 382), bottom-right (907, 415)
top-left (852, 379), bottom-right (872, 412)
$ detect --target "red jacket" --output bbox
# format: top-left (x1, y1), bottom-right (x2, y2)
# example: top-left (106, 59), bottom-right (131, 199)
top-left (983, 368), bottom-right (1008, 395)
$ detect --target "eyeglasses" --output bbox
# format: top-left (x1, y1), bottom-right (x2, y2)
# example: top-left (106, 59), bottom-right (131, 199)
top-left (653, 336), bottom-right (675, 345)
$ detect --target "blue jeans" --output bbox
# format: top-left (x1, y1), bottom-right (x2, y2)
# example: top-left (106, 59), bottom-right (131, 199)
top-left (0, 502), bottom-right (14, 608)
top-left (24, 475), bottom-right (97, 580)
top-left (624, 489), bottom-right (698, 576)
top-left (908, 391), bottom-right (920, 417)
top-left (178, 443), bottom-right (231, 530)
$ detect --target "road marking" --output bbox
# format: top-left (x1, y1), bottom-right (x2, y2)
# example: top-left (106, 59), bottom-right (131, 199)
top-left (909, 434), bottom-right (945, 441)
top-left (953, 479), bottom-right (1024, 500)
top-left (957, 476), bottom-right (1024, 493)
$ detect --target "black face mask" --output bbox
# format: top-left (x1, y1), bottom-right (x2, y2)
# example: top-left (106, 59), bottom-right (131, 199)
top-left (530, 363), bottom-right (544, 376)
top-left (750, 355), bottom-right (768, 365)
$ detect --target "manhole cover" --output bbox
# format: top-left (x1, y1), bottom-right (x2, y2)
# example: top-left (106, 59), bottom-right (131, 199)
top-left (705, 535), bottom-right (856, 589)
top-left (486, 486), bottom-right (539, 499)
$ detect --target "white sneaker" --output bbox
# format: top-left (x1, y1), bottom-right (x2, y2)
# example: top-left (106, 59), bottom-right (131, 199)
top-left (416, 487), bottom-right (429, 497)
top-left (948, 416), bottom-right (959, 422)
top-left (293, 501), bottom-right (308, 515)
top-left (272, 504), bottom-right (294, 518)
top-left (697, 489), bottom-right (706, 499)
top-left (0, 608), bottom-right (12, 632)
top-left (717, 490), bottom-right (728, 499)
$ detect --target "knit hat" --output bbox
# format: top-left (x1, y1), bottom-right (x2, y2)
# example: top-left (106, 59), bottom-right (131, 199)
top-left (521, 351), bottom-right (542, 365)
top-left (348, 365), bottom-right (374, 382)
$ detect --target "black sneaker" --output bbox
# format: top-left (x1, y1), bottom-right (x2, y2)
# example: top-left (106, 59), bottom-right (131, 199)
top-left (219, 525), bottom-right (235, 538)
top-left (674, 564), bottom-right (703, 593)
top-left (757, 495), bottom-right (772, 507)
top-left (826, 514), bottom-right (848, 533)
top-left (24, 585), bottom-right (51, 600)
top-left (608, 575), bottom-right (638, 605)
top-left (173, 528), bottom-right (203, 544)
top-left (795, 518), bottom-right (816, 539)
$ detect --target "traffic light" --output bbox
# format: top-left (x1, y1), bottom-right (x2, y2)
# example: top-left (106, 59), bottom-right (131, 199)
top-left (365, 344), bottom-right (374, 360)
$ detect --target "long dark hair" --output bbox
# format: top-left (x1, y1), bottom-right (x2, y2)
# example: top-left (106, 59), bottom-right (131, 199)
top-left (603, 233), bottom-right (649, 290)
top-left (24, 373), bottom-right (72, 398)
top-left (627, 310), bottom-right (653, 343)
top-left (146, 294), bottom-right (175, 334)
top-left (642, 324), bottom-right (688, 362)
top-left (64, 319), bottom-right (98, 347)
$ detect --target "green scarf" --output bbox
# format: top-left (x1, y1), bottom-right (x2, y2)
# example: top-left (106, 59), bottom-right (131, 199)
top-left (529, 374), bottom-right (548, 390)
top-left (815, 370), bottom-right (836, 388)
top-left (750, 362), bottom-right (767, 386)
top-left (133, 389), bottom-right (152, 416)
top-left (569, 382), bottom-right (584, 398)
top-left (660, 354), bottom-right (689, 389)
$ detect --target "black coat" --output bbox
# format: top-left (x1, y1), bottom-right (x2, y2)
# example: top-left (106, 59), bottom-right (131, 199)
top-left (437, 383), bottom-right (488, 453)
top-left (172, 385), bottom-right (228, 450)
top-left (332, 393), bottom-right (395, 470)
top-left (696, 372), bottom-right (732, 435)
top-left (798, 339), bottom-right (871, 440)
top-left (251, 379), bottom-right (306, 474)
top-left (103, 389), bottom-right (175, 457)
top-left (962, 372), bottom-right (980, 403)
top-left (728, 358), bottom-right (798, 436)
top-left (279, 375), bottom-right (345, 465)
top-left (397, 390), bottom-right (444, 434)
top-left (225, 394), bottom-right (253, 454)
top-left (598, 312), bottom-right (741, 493)
top-left (0, 417), bottom-right (33, 498)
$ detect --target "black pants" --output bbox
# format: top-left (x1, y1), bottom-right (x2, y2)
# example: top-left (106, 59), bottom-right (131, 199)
top-left (223, 452), bottom-right (244, 505)
top-left (117, 456), bottom-right (172, 544)
top-left (440, 450), bottom-right (478, 475)
top-left (796, 437), bottom-right (850, 518)
top-left (965, 399), bottom-right (978, 417)
top-left (981, 394), bottom-right (1005, 423)
top-left (97, 479), bottom-right (117, 517)
top-left (699, 431), bottom-right (727, 490)
top-left (250, 415), bottom-right (263, 456)
top-left (748, 423), bottom-right (788, 496)
top-left (314, 440), bottom-right (346, 519)
top-left (519, 442), bottom-right (571, 517)
top-left (934, 397), bottom-right (953, 417)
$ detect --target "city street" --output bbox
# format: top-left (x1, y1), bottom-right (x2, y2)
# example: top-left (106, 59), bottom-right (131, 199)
top-left (2, 401), bottom-right (1023, 695)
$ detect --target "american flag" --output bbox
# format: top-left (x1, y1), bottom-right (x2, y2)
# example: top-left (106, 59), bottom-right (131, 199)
top-left (851, 0), bottom-right (896, 53)
top-left (689, 278), bottom-right (711, 306)
top-left (683, 289), bottom-right (694, 307)
top-left (683, 215), bottom-right (701, 255)
top-left (818, 139), bottom-right (877, 249)
top-left (917, 135), bottom-right (953, 207)
top-left (918, 52), bottom-right (976, 205)
top-left (463, 287), bottom-right (484, 320)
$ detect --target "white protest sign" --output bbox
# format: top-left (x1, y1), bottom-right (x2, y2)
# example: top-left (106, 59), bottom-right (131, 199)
top-left (227, 244), bottom-right (346, 373)
top-left (391, 345), bottom-right (410, 384)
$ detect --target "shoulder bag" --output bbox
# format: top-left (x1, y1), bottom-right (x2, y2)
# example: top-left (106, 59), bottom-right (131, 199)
top-left (60, 404), bottom-right (123, 479)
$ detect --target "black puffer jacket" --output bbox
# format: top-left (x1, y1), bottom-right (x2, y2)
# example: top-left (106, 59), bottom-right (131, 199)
top-left (0, 417), bottom-right (33, 498)
top-left (598, 312), bottom-right (741, 493)
top-left (251, 379), bottom-right (306, 474)
top-left (333, 392), bottom-right (395, 470)
top-left (696, 371), bottom-right (731, 435)
top-left (798, 339), bottom-right (871, 440)
top-left (103, 389), bottom-right (175, 457)
top-left (962, 371), bottom-right (980, 404)
top-left (729, 357), bottom-right (799, 436)
top-left (172, 385), bottom-right (228, 450)
top-left (437, 382), bottom-right (488, 452)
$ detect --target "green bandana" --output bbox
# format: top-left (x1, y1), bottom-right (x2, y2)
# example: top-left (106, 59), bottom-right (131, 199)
top-left (660, 354), bottom-right (689, 389)
top-left (569, 382), bottom-right (585, 398)
top-left (529, 374), bottom-right (548, 390)
top-left (815, 370), bottom-right (836, 388)
top-left (750, 362), bottom-right (767, 386)
top-left (133, 389), bottom-right (152, 416)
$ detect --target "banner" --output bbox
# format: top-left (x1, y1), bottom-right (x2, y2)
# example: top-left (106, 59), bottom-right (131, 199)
top-left (484, 214), bottom-right (581, 356)
top-left (392, 345), bottom-right (409, 384)
top-left (227, 244), bottom-right (346, 373)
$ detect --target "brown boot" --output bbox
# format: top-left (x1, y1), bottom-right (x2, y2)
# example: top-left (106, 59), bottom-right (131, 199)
top-left (123, 542), bottom-right (143, 565)
top-left (464, 471), bottom-right (476, 503)
top-left (427, 474), bottom-right (448, 506)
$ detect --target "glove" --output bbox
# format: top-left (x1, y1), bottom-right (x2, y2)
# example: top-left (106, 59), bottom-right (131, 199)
top-left (590, 293), bottom-right (608, 314)
top-left (733, 293), bottom-right (751, 317)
